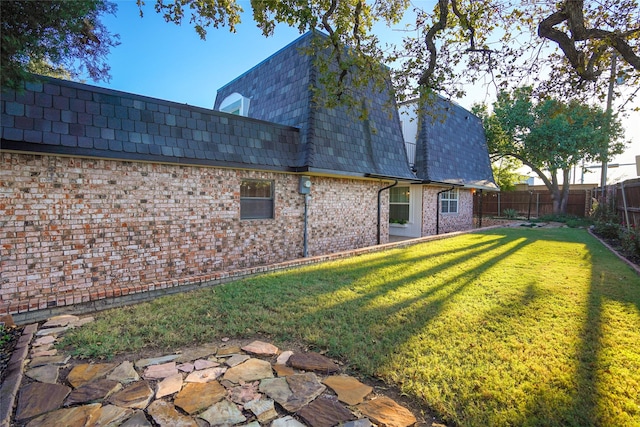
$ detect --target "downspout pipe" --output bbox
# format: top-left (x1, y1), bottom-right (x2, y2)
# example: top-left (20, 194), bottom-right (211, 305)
top-left (436, 186), bottom-right (455, 235)
top-left (377, 180), bottom-right (398, 244)
top-left (477, 189), bottom-right (483, 228)
top-left (303, 194), bottom-right (310, 257)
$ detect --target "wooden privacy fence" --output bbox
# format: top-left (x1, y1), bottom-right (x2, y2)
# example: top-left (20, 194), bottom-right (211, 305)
top-left (613, 178), bottom-right (640, 227)
top-left (474, 188), bottom-right (595, 218)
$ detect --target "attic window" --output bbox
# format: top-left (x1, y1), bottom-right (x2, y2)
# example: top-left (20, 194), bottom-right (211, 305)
top-left (220, 92), bottom-right (251, 116)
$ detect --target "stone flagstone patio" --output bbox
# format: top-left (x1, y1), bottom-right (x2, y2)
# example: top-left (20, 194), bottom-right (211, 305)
top-left (6, 314), bottom-right (437, 427)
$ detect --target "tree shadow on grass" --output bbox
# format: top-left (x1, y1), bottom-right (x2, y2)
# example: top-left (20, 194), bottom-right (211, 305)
top-left (490, 231), bottom-right (640, 427)
top-left (272, 231), bottom-right (534, 370)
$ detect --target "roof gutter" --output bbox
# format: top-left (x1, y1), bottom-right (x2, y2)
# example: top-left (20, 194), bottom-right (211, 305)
top-left (377, 180), bottom-right (398, 245)
top-left (365, 173), bottom-right (421, 183)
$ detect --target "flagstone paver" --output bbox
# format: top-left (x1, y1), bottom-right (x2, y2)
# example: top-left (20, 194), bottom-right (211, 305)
top-left (155, 373), bottom-right (183, 398)
top-left (24, 402), bottom-right (101, 427)
top-left (242, 340), bottom-right (280, 356)
top-left (174, 381), bottom-right (226, 414)
top-left (282, 373), bottom-right (327, 412)
top-left (42, 314), bottom-right (80, 328)
top-left (107, 360), bottom-right (141, 384)
top-left (142, 361), bottom-right (178, 380)
top-left (273, 363), bottom-right (296, 377)
top-left (245, 398), bottom-right (279, 423)
top-left (225, 353), bottom-right (251, 367)
top-left (198, 399), bottom-right (247, 426)
top-left (177, 362), bottom-right (195, 373)
top-left (343, 419), bottom-right (375, 427)
top-left (120, 409), bottom-right (153, 427)
top-left (108, 380), bottom-right (155, 409)
top-left (35, 326), bottom-right (70, 336)
top-left (15, 382), bottom-right (71, 421)
top-left (228, 381), bottom-right (261, 404)
top-left (64, 378), bottom-right (122, 405)
top-left (357, 396), bottom-right (418, 427)
top-left (272, 415), bottom-right (308, 427)
top-left (174, 343), bottom-right (218, 363)
top-left (148, 399), bottom-right (199, 427)
top-left (296, 396), bottom-right (355, 427)
top-left (30, 348), bottom-right (57, 358)
top-left (33, 335), bottom-right (55, 346)
top-left (9, 315), bottom-right (427, 427)
top-left (277, 350), bottom-right (294, 365)
top-left (323, 374), bottom-right (373, 405)
top-left (25, 364), bottom-right (59, 384)
top-left (259, 377), bottom-right (293, 404)
top-left (92, 404), bottom-right (135, 426)
top-left (135, 354), bottom-right (180, 369)
top-left (67, 363), bottom-right (116, 388)
top-left (223, 358), bottom-right (274, 383)
top-left (193, 359), bottom-right (219, 370)
top-left (184, 366), bottom-right (226, 383)
top-left (28, 354), bottom-right (70, 368)
top-left (288, 352), bottom-right (340, 373)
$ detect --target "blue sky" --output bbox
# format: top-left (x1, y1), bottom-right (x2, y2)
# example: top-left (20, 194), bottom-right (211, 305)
top-left (100, 1), bottom-right (304, 109)
top-left (98, 1), bottom-right (637, 184)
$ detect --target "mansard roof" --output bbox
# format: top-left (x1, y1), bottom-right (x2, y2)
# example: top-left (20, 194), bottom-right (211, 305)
top-left (214, 32), bottom-right (417, 181)
top-left (413, 96), bottom-right (498, 191)
top-left (1, 76), bottom-right (300, 171)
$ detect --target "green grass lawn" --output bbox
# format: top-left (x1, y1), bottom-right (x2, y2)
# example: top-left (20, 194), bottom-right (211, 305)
top-left (62, 227), bottom-right (640, 426)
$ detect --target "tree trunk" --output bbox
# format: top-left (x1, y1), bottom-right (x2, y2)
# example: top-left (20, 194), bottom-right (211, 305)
top-left (550, 169), bottom-right (572, 214)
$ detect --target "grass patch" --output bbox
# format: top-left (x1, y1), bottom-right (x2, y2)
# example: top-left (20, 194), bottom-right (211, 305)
top-left (62, 228), bottom-right (640, 426)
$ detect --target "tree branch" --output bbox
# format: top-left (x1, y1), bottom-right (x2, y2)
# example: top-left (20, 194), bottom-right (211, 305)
top-left (419, 0), bottom-right (448, 87)
top-left (321, 0), bottom-right (348, 99)
top-left (538, 0), bottom-right (640, 81)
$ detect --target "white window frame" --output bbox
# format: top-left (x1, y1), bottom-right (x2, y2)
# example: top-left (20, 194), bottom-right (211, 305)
top-left (219, 92), bottom-right (251, 116)
top-left (440, 189), bottom-right (459, 214)
top-left (389, 186), bottom-right (411, 224)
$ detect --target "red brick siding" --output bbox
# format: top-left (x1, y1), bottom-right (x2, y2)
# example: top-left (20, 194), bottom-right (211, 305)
top-left (307, 177), bottom-right (389, 255)
top-left (421, 187), bottom-right (474, 235)
top-left (0, 152), bottom-right (389, 311)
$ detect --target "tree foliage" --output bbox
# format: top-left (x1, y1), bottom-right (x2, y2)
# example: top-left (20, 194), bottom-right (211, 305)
top-left (491, 157), bottom-right (527, 191)
top-left (397, 1), bottom-right (639, 103)
top-left (0, 0), bottom-right (120, 89)
top-left (477, 87), bottom-right (626, 213)
top-left (3, 0), bottom-right (638, 109)
top-left (136, 0), bottom-right (242, 39)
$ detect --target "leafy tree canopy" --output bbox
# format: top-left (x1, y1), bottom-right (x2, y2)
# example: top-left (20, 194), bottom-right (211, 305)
top-left (0, 0), bottom-right (119, 88)
top-left (3, 1), bottom-right (638, 109)
top-left (476, 86), bottom-right (626, 213)
top-left (491, 157), bottom-right (528, 191)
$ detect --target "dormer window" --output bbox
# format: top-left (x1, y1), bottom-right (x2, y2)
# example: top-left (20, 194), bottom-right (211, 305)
top-left (219, 92), bottom-right (251, 116)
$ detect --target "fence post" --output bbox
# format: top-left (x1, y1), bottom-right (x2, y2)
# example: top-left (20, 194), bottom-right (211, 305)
top-left (621, 182), bottom-right (630, 230)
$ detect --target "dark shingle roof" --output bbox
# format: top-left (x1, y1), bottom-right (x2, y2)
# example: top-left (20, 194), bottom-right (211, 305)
top-left (215, 32), bottom-right (417, 181)
top-left (1, 76), bottom-right (300, 171)
top-left (414, 96), bottom-right (498, 190)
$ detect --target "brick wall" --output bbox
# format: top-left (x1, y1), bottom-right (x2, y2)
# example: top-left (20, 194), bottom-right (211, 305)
top-left (0, 152), bottom-right (389, 314)
top-left (421, 187), bottom-right (474, 235)
top-left (308, 177), bottom-right (389, 255)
